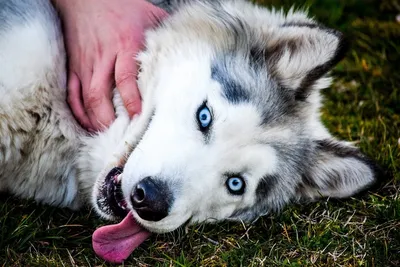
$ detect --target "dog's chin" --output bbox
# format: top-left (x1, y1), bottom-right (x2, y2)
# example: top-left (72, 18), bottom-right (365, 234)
top-left (94, 167), bottom-right (129, 221)
top-left (130, 209), bottom-right (193, 234)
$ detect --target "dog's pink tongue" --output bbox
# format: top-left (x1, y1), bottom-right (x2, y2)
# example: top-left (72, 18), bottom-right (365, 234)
top-left (92, 212), bottom-right (151, 263)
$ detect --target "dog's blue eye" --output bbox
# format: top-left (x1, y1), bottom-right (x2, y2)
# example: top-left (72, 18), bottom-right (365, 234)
top-left (226, 177), bottom-right (245, 195)
top-left (197, 104), bottom-right (212, 130)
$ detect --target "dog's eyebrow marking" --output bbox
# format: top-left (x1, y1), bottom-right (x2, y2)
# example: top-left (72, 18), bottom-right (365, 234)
top-left (211, 58), bottom-right (297, 127)
top-left (211, 63), bottom-right (250, 104)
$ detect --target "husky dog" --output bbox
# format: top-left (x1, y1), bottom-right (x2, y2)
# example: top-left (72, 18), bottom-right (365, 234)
top-left (0, 0), bottom-right (378, 263)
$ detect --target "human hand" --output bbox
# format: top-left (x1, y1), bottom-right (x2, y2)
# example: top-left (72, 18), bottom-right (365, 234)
top-left (54, 0), bottom-right (167, 131)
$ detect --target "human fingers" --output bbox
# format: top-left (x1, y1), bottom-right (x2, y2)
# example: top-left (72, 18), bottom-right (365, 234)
top-left (115, 50), bottom-right (142, 118)
top-left (67, 71), bottom-right (94, 131)
top-left (83, 59), bottom-right (116, 130)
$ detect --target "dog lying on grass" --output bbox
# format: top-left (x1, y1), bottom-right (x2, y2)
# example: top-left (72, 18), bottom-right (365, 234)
top-left (0, 0), bottom-right (378, 263)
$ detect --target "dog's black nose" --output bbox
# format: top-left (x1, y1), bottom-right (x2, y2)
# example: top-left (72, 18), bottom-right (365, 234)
top-left (131, 177), bottom-right (173, 222)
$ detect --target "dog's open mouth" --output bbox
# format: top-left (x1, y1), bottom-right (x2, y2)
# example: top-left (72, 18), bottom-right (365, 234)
top-left (97, 167), bottom-right (128, 218)
top-left (93, 167), bottom-right (152, 263)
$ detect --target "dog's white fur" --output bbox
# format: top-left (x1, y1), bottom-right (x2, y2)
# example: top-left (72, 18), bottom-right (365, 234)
top-left (0, 0), bottom-right (376, 234)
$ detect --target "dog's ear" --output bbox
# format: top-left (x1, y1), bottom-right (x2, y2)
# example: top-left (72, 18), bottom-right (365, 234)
top-left (265, 23), bottom-right (348, 99)
top-left (296, 139), bottom-right (378, 200)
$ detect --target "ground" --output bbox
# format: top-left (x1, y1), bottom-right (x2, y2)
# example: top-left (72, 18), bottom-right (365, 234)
top-left (0, 0), bottom-right (399, 266)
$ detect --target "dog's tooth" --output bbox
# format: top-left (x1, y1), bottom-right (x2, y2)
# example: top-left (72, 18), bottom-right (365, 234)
top-left (117, 200), bottom-right (127, 210)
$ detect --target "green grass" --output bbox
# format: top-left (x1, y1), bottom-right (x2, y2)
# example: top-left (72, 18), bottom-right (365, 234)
top-left (1, 0), bottom-right (399, 266)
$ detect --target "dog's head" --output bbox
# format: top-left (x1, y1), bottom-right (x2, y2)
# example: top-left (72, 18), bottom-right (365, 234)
top-left (92, 0), bottom-right (377, 233)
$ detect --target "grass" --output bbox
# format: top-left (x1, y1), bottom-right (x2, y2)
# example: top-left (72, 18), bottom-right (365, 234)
top-left (1, 0), bottom-right (399, 266)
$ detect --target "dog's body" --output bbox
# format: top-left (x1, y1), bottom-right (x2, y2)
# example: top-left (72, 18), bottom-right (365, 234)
top-left (1, 0), bottom-right (377, 246)
top-left (0, 0), bottom-right (83, 207)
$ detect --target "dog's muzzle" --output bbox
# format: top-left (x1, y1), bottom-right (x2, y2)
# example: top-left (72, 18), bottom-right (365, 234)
top-left (131, 177), bottom-right (174, 222)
